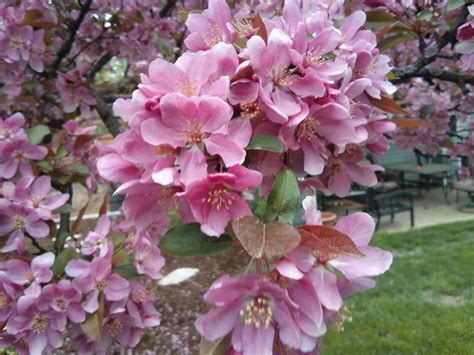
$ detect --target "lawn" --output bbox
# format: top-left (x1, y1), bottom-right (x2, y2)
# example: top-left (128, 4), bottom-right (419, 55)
top-left (322, 220), bottom-right (474, 355)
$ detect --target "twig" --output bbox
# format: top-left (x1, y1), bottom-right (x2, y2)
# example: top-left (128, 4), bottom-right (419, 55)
top-left (87, 52), bottom-right (115, 81)
top-left (392, 5), bottom-right (469, 82)
top-left (95, 94), bottom-right (123, 136)
top-left (160, 0), bottom-right (177, 17)
top-left (55, 183), bottom-right (73, 252)
top-left (28, 235), bottom-right (48, 253)
top-left (49, 0), bottom-right (93, 76)
top-left (408, 67), bottom-right (474, 90)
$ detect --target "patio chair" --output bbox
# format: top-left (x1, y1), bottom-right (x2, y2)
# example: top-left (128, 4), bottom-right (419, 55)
top-left (452, 166), bottom-right (474, 212)
top-left (366, 153), bottom-right (400, 192)
top-left (365, 188), bottom-right (414, 230)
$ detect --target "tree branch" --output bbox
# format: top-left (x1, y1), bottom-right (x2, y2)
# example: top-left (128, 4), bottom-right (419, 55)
top-left (160, 0), bottom-right (177, 17)
top-left (28, 235), bottom-right (48, 254)
top-left (95, 94), bottom-right (123, 137)
top-left (87, 52), bottom-right (115, 81)
top-left (416, 67), bottom-right (474, 86)
top-left (392, 5), bottom-right (469, 82)
top-left (49, 0), bottom-right (93, 76)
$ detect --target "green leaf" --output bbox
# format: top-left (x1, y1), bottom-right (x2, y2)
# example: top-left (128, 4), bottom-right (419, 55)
top-left (68, 163), bottom-right (90, 175)
top-left (56, 146), bottom-right (68, 158)
top-left (80, 293), bottom-right (105, 342)
top-left (447, 0), bottom-right (465, 11)
top-left (114, 263), bottom-right (139, 278)
top-left (378, 33), bottom-right (417, 51)
top-left (27, 125), bottom-right (50, 145)
top-left (246, 135), bottom-right (284, 153)
top-left (36, 160), bottom-right (53, 172)
top-left (54, 174), bottom-right (70, 185)
top-left (364, 10), bottom-right (397, 29)
top-left (52, 248), bottom-right (80, 277)
top-left (417, 10), bottom-right (433, 20)
top-left (366, 10), bottom-right (397, 23)
top-left (199, 335), bottom-right (231, 355)
top-left (160, 223), bottom-right (233, 257)
top-left (264, 170), bottom-right (300, 223)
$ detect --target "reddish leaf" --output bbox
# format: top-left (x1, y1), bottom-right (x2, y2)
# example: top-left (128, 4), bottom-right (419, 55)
top-left (73, 135), bottom-right (94, 152)
top-left (231, 63), bottom-right (254, 83)
top-left (297, 225), bottom-right (364, 263)
top-left (21, 9), bottom-right (56, 29)
top-left (71, 202), bottom-right (89, 233)
top-left (252, 13), bottom-right (267, 43)
top-left (232, 216), bottom-right (301, 258)
top-left (367, 95), bottom-right (408, 115)
top-left (393, 118), bottom-right (428, 129)
top-left (98, 193), bottom-right (108, 216)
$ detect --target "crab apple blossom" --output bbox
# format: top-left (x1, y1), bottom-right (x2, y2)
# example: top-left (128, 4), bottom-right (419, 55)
top-left (65, 246), bottom-right (130, 313)
top-left (0, 204), bottom-right (49, 253)
top-left (0, 0), bottom-right (471, 353)
top-left (180, 165), bottom-right (263, 236)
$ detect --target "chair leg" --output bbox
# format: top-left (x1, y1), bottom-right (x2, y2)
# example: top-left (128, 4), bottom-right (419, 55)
top-left (410, 208), bottom-right (414, 228)
top-left (375, 215), bottom-right (381, 231)
top-left (391, 212), bottom-right (394, 223)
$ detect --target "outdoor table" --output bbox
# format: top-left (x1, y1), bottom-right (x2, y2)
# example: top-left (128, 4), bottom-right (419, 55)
top-left (384, 163), bottom-right (457, 201)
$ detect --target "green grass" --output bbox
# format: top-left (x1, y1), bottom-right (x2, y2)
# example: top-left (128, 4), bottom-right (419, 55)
top-left (322, 220), bottom-right (474, 355)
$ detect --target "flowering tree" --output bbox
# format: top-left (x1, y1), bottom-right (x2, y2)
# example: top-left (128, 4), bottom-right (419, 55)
top-left (0, 0), bottom-right (472, 354)
top-left (361, 1), bottom-right (474, 169)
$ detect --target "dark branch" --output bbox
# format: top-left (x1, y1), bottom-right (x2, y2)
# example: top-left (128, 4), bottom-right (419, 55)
top-left (95, 94), bottom-right (123, 137)
top-left (28, 235), bottom-right (48, 253)
top-left (160, 0), bottom-right (177, 17)
top-left (394, 66), bottom-right (474, 90)
top-left (49, 0), bottom-right (93, 76)
top-left (416, 67), bottom-right (474, 88)
top-left (392, 5), bottom-right (469, 81)
top-left (87, 52), bottom-right (115, 81)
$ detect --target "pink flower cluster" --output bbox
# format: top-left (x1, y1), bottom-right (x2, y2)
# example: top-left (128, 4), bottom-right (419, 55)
top-left (95, 0), bottom-right (395, 353)
top-left (196, 198), bottom-right (392, 354)
top-left (0, 110), bottom-right (163, 353)
top-left (98, 0), bottom-right (396, 239)
top-left (0, 214), bottom-right (163, 354)
top-left (0, 113), bottom-right (68, 254)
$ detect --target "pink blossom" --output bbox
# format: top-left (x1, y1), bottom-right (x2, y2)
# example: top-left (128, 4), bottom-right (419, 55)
top-left (111, 281), bottom-right (161, 328)
top-left (14, 176), bottom-right (69, 220)
top-left (29, 30), bottom-right (46, 72)
top-left (184, 0), bottom-right (236, 51)
top-left (80, 215), bottom-right (111, 256)
top-left (132, 230), bottom-right (165, 280)
top-left (65, 247), bottom-right (130, 313)
top-left (6, 303), bottom-right (64, 355)
top-left (0, 136), bottom-right (47, 179)
top-left (302, 195), bottom-right (322, 226)
top-left (141, 93), bottom-right (247, 173)
top-left (64, 120), bottom-right (97, 136)
top-left (180, 165), bottom-right (262, 236)
top-left (37, 280), bottom-right (86, 324)
top-left (330, 212), bottom-right (393, 279)
top-left (0, 204), bottom-right (49, 253)
top-left (0, 112), bottom-right (25, 142)
top-left (196, 274), bottom-right (303, 355)
top-left (0, 24), bottom-right (33, 62)
top-left (0, 273), bottom-right (20, 323)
